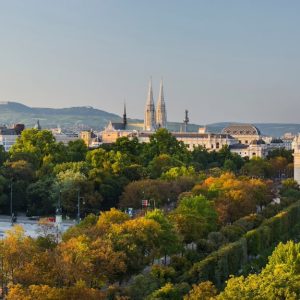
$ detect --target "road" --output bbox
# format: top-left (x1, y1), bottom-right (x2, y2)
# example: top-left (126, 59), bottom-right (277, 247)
top-left (0, 215), bottom-right (75, 238)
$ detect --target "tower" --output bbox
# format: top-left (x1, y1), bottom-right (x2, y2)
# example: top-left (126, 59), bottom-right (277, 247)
top-left (123, 102), bottom-right (127, 129)
top-left (156, 79), bottom-right (167, 128)
top-left (183, 110), bottom-right (189, 132)
top-left (293, 135), bottom-right (300, 184)
top-left (144, 79), bottom-right (156, 131)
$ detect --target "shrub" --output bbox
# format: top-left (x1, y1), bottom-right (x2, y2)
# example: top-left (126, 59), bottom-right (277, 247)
top-left (169, 255), bottom-right (191, 274)
top-left (233, 214), bottom-right (264, 232)
top-left (220, 225), bottom-right (246, 243)
top-left (207, 232), bottom-right (227, 249)
top-left (186, 201), bottom-right (300, 288)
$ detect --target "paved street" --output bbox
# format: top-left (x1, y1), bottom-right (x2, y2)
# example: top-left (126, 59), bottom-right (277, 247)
top-left (0, 215), bottom-right (75, 238)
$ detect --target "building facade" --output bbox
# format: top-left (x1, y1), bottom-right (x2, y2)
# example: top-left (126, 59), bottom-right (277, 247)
top-left (293, 135), bottom-right (300, 184)
top-left (0, 124), bottom-right (25, 151)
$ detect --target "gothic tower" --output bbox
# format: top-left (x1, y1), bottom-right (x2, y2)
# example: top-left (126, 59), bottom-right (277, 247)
top-left (293, 135), bottom-right (300, 184)
top-left (156, 79), bottom-right (167, 128)
top-left (144, 79), bottom-right (156, 131)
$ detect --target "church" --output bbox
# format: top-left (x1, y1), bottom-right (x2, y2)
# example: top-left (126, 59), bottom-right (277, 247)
top-left (144, 79), bottom-right (167, 131)
top-left (99, 80), bottom-right (292, 160)
top-left (101, 79), bottom-right (237, 151)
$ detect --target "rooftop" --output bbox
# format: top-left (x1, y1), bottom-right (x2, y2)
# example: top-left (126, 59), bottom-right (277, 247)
top-left (222, 124), bottom-right (261, 136)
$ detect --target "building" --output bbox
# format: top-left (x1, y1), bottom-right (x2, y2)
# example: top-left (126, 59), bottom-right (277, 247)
top-left (156, 80), bottom-right (167, 128)
top-left (144, 80), bottom-right (156, 131)
top-left (136, 128), bottom-right (237, 151)
top-left (230, 139), bottom-right (268, 159)
top-left (110, 103), bottom-right (128, 131)
top-left (101, 81), bottom-right (293, 158)
top-left (101, 121), bottom-right (133, 144)
top-left (292, 135), bottom-right (300, 184)
top-left (281, 133), bottom-right (294, 150)
top-left (222, 124), bottom-right (261, 144)
top-left (0, 124), bottom-right (25, 151)
top-left (53, 131), bottom-right (79, 145)
top-left (80, 130), bottom-right (102, 147)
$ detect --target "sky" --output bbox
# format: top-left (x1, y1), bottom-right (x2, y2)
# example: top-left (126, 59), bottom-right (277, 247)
top-left (0, 0), bottom-right (300, 125)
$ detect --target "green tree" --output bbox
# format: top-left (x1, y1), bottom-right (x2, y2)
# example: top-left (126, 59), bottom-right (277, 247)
top-left (147, 128), bottom-right (190, 162)
top-left (148, 154), bottom-right (183, 178)
top-left (218, 241), bottom-right (300, 299)
top-left (9, 129), bottom-right (61, 168)
top-left (241, 157), bottom-right (273, 178)
top-left (184, 281), bottom-right (217, 300)
top-left (65, 140), bottom-right (88, 162)
top-left (145, 209), bottom-right (181, 263)
top-left (171, 195), bottom-right (217, 244)
top-left (26, 177), bottom-right (57, 216)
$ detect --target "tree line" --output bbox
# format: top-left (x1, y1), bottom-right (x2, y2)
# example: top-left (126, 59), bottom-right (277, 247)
top-left (0, 128), bottom-right (294, 217)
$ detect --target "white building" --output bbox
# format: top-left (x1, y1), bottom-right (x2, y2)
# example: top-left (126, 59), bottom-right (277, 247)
top-left (0, 134), bottom-right (19, 151)
top-left (292, 135), bottom-right (300, 184)
top-left (230, 139), bottom-right (268, 159)
top-left (136, 129), bottom-right (237, 151)
top-left (0, 125), bottom-right (24, 151)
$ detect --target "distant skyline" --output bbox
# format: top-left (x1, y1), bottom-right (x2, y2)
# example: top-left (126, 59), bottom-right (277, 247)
top-left (0, 1), bottom-right (300, 124)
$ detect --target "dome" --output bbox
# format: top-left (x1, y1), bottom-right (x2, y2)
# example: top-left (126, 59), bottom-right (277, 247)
top-left (222, 124), bottom-right (261, 136)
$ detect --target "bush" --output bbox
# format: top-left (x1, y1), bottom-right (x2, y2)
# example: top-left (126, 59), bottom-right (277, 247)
top-left (207, 232), bottom-right (227, 249)
top-left (186, 201), bottom-right (300, 288)
top-left (246, 201), bottom-right (300, 256)
top-left (169, 255), bottom-right (191, 275)
top-left (146, 282), bottom-right (188, 300)
top-left (187, 238), bottom-right (247, 287)
top-left (197, 239), bottom-right (217, 254)
top-left (220, 225), bottom-right (246, 242)
top-left (233, 214), bottom-right (264, 232)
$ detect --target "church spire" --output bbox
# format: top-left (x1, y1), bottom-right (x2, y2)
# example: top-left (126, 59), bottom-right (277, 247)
top-left (156, 79), bottom-right (167, 128)
top-left (144, 78), bottom-right (156, 131)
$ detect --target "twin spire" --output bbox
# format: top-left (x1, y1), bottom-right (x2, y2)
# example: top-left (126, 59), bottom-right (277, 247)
top-left (144, 79), bottom-right (167, 131)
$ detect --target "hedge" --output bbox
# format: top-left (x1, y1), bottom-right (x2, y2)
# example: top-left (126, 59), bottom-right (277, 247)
top-left (187, 200), bottom-right (300, 288)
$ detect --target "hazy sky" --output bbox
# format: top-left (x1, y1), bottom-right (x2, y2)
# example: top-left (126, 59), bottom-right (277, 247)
top-left (0, 0), bottom-right (300, 124)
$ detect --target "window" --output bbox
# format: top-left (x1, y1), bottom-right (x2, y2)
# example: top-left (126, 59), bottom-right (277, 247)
top-left (245, 140), bottom-right (248, 144)
top-left (216, 142), bottom-right (220, 149)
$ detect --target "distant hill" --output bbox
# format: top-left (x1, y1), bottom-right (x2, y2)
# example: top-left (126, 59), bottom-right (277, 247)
top-left (0, 102), bottom-right (299, 137)
top-left (0, 101), bottom-right (122, 130)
